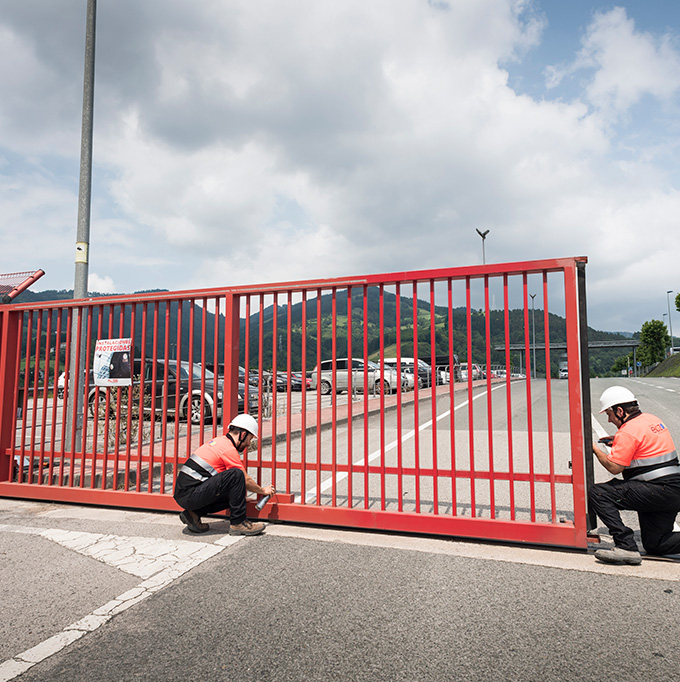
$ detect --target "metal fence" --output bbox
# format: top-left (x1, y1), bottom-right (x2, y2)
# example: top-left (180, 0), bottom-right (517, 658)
top-left (0, 257), bottom-right (591, 547)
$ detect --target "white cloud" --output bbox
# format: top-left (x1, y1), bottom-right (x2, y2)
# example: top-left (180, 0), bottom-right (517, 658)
top-left (88, 273), bottom-right (116, 293)
top-left (546, 7), bottom-right (680, 120)
top-left (1, 1), bottom-right (680, 333)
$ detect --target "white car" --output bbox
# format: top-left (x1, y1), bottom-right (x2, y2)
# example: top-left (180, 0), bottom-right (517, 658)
top-left (559, 368), bottom-right (568, 379)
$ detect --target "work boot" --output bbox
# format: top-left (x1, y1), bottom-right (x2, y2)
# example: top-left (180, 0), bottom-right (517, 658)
top-left (179, 510), bottom-right (209, 534)
top-left (229, 519), bottom-right (266, 536)
top-left (594, 547), bottom-right (642, 565)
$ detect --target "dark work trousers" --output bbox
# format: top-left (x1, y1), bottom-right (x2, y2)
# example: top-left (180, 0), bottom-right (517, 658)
top-left (588, 477), bottom-right (680, 555)
top-left (173, 468), bottom-right (247, 525)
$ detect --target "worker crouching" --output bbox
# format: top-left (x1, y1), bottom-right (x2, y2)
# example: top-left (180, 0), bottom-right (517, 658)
top-left (173, 414), bottom-right (275, 536)
top-left (590, 386), bottom-right (680, 565)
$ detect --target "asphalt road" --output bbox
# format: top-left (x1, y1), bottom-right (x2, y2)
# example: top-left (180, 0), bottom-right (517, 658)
top-left (2, 377), bottom-right (680, 681)
top-left (1, 500), bottom-right (679, 682)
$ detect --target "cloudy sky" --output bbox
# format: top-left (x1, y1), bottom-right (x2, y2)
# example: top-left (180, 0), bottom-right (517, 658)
top-left (2, 0), bottom-right (680, 334)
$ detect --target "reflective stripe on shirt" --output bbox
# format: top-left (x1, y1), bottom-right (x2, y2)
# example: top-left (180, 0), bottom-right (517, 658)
top-left (629, 465), bottom-right (680, 482)
top-left (627, 450), bottom-right (678, 468)
top-left (179, 453), bottom-right (218, 482)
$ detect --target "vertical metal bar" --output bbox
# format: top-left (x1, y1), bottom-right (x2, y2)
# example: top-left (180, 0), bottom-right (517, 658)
top-left (23, 311), bottom-right (35, 482)
top-left (503, 275), bottom-right (515, 520)
top-left (0, 309), bottom-right (21, 483)
top-left (79, 307), bottom-right (93, 487)
top-left (256, 294), bottom-right (266, 484)
top-left (185, 300), bottom-right (195, 466)
top-left (412, 281), bottom-right (421, 513)
top-left (60, 309), bottom-right (73, 484)
top-left (223, 293), bottom-right (241, 425)
top-left (330, 288), bottom-right (337, 507)
top-left (362, 285), bottom-right (369, 509)
top-left (211, 297), bottom-right (220, 440)
top-left (136, 302), bottom-right (148, 492)
top-left (148, 301), bottom-right (160, 493)
top-left (484, 275), bottom-right (495, 518)
top-left (542, 273), bottom-right (557, 523)
top-left (113, 303), bottom-right (126, 488)
top-left (124, 302), bottom-right (136, 491)
top-left (300, 290), bottom-right (308, 503)
top-left (174, 301), bottom-right (183, 469)
top-left (465, 277), bottom-right (476, 516)
top-left (395, 283), bottom-right (403, 513)
top-left (48, 309), bottom-right (63, 485)
top-left (577, 261), bottom-right (596, 531)
top-left (271, 293), bottom-right (278, 490)
top-left (99, 305), bottom-right (113, 489)
top-left (447, 278), bottom-right (457, 515)
top-left (565, 262), bottom-right (589, 545)
top-left (36, 309), bottom-right (48, 483)
top-left (199, 298), bottom-right (208, 433)
top-left (15, 313), bottom-right (27, 483)
top-left (160, 301), bottom-right (171, 494)
top-left (429, 279), bottom-right (438, 514)
top-left (286, 290), bottom-right (293, 496)
top-left (346, 287), bottom-right (353, 508)
top-left (522, 273), bottom-right (536, 522)
top-left (379, 283), bottom-right (386, 511)
top-left (316, 290), bottom-right (322, 504)
top-left (258, 294), bottom-right (266, 475)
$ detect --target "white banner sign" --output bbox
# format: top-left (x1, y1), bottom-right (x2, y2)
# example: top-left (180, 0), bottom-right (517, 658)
top-left (93, 338), bottom-right (133, 387)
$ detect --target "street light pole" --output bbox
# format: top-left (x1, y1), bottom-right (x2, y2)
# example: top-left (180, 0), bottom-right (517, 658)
top-left (667, 290), bottom-right (674, 355)
top-left (530, 293), bottom-right (537, 379)
top-left (476, 228), bottom-right (490, 265)
top-left (67, 0), bottom-right (97, 451)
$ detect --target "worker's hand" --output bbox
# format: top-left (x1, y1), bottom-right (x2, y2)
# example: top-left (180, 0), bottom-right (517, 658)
top-left (263, 484), bottom-right (276, 497)
top-left (598, 436), bottom-right (614, 447)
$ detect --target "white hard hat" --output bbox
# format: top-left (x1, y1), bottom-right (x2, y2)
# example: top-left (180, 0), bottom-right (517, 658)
top-left (598, 386), bottom-right (637, 413)
top-left (228, 413), bottom-right (259, 438)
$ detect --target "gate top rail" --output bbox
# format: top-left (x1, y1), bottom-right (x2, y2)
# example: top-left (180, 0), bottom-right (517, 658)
top-left (4, 256), bottom-right (588, 310)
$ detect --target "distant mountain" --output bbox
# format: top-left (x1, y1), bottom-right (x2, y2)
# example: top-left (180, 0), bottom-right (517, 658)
top-left (15, 289), bottom-right (633, 377)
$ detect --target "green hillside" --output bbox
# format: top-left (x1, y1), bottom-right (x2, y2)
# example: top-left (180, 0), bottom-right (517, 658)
top-left (645, 354), bottom-right (680, 378)
top-left (15, 288), bottom-right (631, 377)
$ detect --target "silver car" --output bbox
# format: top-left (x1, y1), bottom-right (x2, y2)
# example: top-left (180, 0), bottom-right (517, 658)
top-left (311, 358), bottom-right (400, 395)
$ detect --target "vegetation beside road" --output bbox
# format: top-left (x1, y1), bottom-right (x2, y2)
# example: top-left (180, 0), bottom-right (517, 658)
top-left (645, 354), bottom-right (680, 378)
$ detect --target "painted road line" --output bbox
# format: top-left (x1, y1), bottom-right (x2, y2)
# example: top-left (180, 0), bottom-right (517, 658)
top-left (296, 384), bottom-right (506, 504)
top-left (0, 526), bottom-right (240, 682)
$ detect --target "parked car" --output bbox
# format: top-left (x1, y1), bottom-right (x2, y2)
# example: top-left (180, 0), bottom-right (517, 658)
top-left (87, 359), bottom-right (256, 424)
top-left (459, 363), bottom-right (482, 381)
top-left (437, 364), bottom-right (462, 384)
top-left (381, 357), bottom-right (436, 388)
top-left (311, 358), bottom-right (400, 395)
top-left (292, 372), bottom-right (312, 389)
top-left (559, 367), bottom-right (568, 379)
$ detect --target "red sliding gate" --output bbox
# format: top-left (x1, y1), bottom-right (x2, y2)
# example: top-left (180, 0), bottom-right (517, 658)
top-left (0, 257), bottom-right (593, 548)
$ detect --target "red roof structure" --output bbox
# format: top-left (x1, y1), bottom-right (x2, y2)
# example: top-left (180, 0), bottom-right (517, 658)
top-left (0, 270), bottom-right (45, 303)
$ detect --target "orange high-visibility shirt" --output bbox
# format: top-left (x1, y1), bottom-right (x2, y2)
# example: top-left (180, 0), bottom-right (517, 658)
top-left (191, 435), bottom-right (245, 473)
top-left (609, 412), bottom-right (675, 468)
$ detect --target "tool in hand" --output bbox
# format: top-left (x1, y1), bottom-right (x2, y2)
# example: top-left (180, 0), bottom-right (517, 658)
top-left (598, 436), bottom-right (614, 446)
top-left (255, 495), bottom-right (271, 511)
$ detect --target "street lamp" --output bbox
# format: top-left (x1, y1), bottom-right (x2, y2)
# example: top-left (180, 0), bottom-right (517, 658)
top-left (667, 290), bottom-right (674, 355)
top-left (476, 228), bottom-right (490, 265)
top-left (530, 294), bottom-right (537, 379)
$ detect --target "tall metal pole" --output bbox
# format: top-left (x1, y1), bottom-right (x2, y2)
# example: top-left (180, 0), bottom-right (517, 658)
top-left (667, 290), bottom-right (674, 354)
top-left (530, 293), bottom-right (536, 379)
top-left (67, 0), bottom-right (97, 450)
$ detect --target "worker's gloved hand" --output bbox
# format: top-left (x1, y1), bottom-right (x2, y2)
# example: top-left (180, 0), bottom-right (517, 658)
top-left (598, 436), bottom-right (614, 447)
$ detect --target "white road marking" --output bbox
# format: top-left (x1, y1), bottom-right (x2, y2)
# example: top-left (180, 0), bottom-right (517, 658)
top-left (0, 526), bottom-right (241, 682)
top-left (296, 384), bottom-right (506, 504)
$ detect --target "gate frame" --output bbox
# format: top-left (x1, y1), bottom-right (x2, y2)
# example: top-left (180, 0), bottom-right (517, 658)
top-left (0, 256), bottom-right (592, 547)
